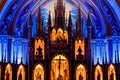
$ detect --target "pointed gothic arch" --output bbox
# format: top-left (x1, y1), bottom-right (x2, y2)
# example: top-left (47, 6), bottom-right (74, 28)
top-left (108, 64), bottom-right (116, 80)
top-left (95, 65), bottom-right (103, 80)
top-left (34, 39), bottom-right (44, 59)
top-left (4, 64), bottom-right (12, 80)
top-left (76, 64), bottom-right (86, 80)
top-left (51, 55), bottom-right (69, 80)
top-left (17, 65), bottom-right (25, 80)
top-left (33, 64), bottom-right (44, 80)
top-left (75, 40), bottom-right (85, 60)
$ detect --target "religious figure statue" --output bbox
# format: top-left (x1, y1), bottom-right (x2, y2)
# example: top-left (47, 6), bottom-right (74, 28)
top-left (37, 46), bottom-right (42, 55)
top-left (79, 72), bottom-right (83, 80)
top-left (37, 46), bottom-right (43, 59)
top-left (35, 69), bottom-right (42, 80)
top-left (78, 46), bottom-right (82, 55)
top-left (18, 69), bottom-right (22, 80)
top-left (56, 28), bottom-right (67, 43)
top-left (77, 46), bottom-right (84, 59)
top-left (110, 71), bottom-right (114, 80)
top-left (64, 69), bottom-right (68, 80)
top-left (6, 70), bottom-right (10, 80)
top-left (97, 70), bottom-right (100, 80)
top-left (51, 69), bottom-right (55, 80)
top-left (57, 74), bottom-right (63, 80)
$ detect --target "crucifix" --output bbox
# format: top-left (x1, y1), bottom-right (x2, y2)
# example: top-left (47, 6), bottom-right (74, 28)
top-left (53, 56), bottom-right (66, 77)
top-left (58, 56), bottom-right (61, 76)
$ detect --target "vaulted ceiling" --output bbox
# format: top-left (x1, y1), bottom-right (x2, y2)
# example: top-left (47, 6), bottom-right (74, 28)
top-left (0, 0), bottom-right (120, 38)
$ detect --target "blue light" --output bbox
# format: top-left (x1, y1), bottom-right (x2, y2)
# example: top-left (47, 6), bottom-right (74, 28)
top-left (0, 40), bottom-right (1, 62)
top-left (0, 0), bottom-right (120, 66)
top-left (107, 0), bottom-right (120, 23)
top-left (91, 39), bottom-right (109, 65)
top-left (32, 17), bottom-right (36, 37)
top-left (0, 37), bottom-right (29, 64)
top-left (12, 38), bottom-right (29, 64)
top-left (0, 35), bottom-right (9, 62)
top-left (0, 0), bottom-right (12, 20)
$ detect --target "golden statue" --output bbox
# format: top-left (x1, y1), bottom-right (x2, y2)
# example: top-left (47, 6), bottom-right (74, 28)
top-left (97, 70), bottom-right (100, 80)
top-left (64, 69), bottom-right (68, 80)
top-left (57, 74), bottom-right (63, 80)
top-left (35, 69), bottom-right (42, 80)
top-left (79, 72), bottom-right (83, 80)
top-left (110, 71), bottom-right (114, 80)
top-left (18, 69), bottom-right (22, 80)
top-left (6, 70), bottom-right (10, 80)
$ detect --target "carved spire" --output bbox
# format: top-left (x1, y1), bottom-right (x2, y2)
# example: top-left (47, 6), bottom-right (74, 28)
top-left (102, 55), bottom-right (105, 64)
top-left (77, 7), bottom-right (81, 22)
top-left (13, 50), bottom-right (15, 63)
top-left (97, 58), bottom-right (100, 64)
top-left (48, 11), bottom-right (52, 27)
top-left (87, 14), bottom-right (91, 27)
top-left (68, 11), bottom-right (72, 27)
top-left (76, 7), bottom-right (82, 40)
top-left (87, 14), bottom-right (96, 39)
top-left (36, 7), bottom-right (44, 39)
top-left (4, 50), bottom-right (6, 62)
top-left (48, 11), bottom-right (52, 38)
top-left (105, 51), bottom-right (107, 64)
top-left (29, 13), bottom-right (32, 26)
top-left (68, 11), bottom-right (72, 43)
top-left (55, 0), bottom-right (65, 28)
top-left (87, 14), bottom-right (92, 39)
top-left (56, 0), bottom-right (64, 10)
top-left (28, 13), bottom-right (32, 39)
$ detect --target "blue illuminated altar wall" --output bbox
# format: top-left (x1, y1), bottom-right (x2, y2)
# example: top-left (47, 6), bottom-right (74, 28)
top-left (0, 35), bottom-right (9, 62)
top-left (107, 36), bottom-right (120, 63)
top-left (11, 38), bottom-right (29, 64)
top-left (0, 35), bottom-right (29, 64)
top-left (91, 39), bottom-right (109, 65)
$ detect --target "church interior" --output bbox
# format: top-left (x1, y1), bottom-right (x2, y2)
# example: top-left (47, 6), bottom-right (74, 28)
top-left (0, 0), bottom-right (120, 80)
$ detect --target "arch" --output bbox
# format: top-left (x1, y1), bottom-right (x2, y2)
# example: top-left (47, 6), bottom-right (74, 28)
top-left (76, 64), bottom-right (86, 80)
top-left (95, 65), bottom-right (103, 80)
top-left (1, 0), bottom-right (120, 37)
top-left (17, 65), bottom-right (25, 80)
top-left (4, 64), bottom-right (12, 80)
top-left (75, 39), bottom-right (85, 59)
top-left (51, 54), bottom-right (69, 80)
top-left (14, 0), bottom-right (48, 29)
top-left (108, 64), bottom-right (116, 80)
top-left (106, 0), bottom-right (120, 26)
top-left (34, 39), bottom-right (44, 59)
top-left (33, 64), bottom-right (44, 80)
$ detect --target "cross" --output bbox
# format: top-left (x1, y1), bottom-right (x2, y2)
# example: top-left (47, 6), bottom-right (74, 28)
top-left (53, 56), bottom-right (66, 76)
